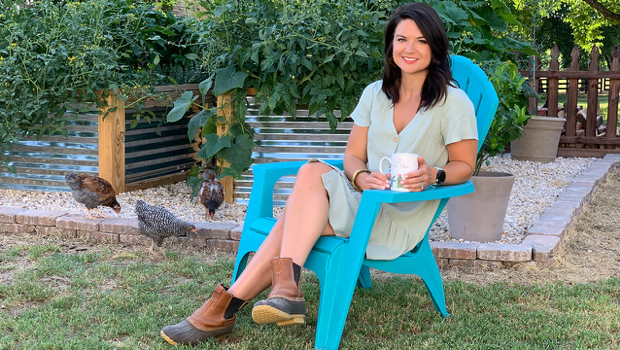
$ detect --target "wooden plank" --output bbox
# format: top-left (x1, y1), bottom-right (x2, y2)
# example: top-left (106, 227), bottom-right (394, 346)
top-left (586, 46), bottom-right (600, 141)
top-left (519, 70), bottom-right (620, 79)
top-left (565, 46), bottom-right (581, 137)
top-left (560, 136), bottom-right (620, 145)
top-left (124, 172), bottom-right (189, 192)
top-left (547, 45), bottom-right (560, 118)
top-left (606, 45), bottom-right (620, 139)
top-left (217, 93), bottom-right (234, 203)
top-left (97, 91), bottom-right (126, 194)
top-left (556, 148), bottom-right (619, 158)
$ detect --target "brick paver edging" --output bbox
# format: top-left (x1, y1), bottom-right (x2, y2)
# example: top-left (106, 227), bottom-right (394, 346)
top-left (431, 154), bottom-right (620, 269)
top-left (0, 208), bottom-right (244, 253)
top-left (2, 154), bottom-right (619, 269)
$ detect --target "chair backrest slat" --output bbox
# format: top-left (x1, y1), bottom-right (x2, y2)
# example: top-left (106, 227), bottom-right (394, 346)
top-left (450, 55), bottom-right (499, 152)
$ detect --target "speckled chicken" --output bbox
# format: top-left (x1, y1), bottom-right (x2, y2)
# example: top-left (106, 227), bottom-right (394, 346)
top-left (135, 199), bottom-right (197, 255)
top-left (65, 172), bottom-right (121, 220)
top-left (199, 169), bottom-right (225, 220)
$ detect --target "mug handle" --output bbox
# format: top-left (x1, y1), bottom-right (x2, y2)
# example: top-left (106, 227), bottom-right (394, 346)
top-left (379, 156), bottom-right (391, 177)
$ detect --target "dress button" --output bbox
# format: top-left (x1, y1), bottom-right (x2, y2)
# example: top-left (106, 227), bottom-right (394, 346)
top-left (393, 137), bottom-right (398, 143)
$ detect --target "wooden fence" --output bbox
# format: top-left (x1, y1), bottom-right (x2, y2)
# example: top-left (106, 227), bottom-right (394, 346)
top-left (520, 44), bottom-right (620, 158)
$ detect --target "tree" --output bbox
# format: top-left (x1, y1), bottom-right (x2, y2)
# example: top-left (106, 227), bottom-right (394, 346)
top-left (583, 0), bottom-right (620, 21)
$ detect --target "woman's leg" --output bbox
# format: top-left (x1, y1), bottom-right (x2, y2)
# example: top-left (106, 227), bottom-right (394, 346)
top-left (280, 161), bottom-right (335, 264)
top-left (230, 161), bottom-right (335, 300)
top-left (161, 162), bottom-right (335, 345)
top-left (251, 162), bottom-right (335, 325)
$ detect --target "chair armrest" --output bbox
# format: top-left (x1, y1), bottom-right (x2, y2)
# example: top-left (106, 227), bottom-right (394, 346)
top-left (360, 181), bottom-right (474, 204)
top-left (344, 181), bottom-right (474, 257)
top-left (245, 159), bottom-right (345, 223)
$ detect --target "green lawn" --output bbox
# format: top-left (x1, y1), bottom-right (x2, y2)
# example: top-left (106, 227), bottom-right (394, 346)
top-left (1, 244), bottom-right (619, 350)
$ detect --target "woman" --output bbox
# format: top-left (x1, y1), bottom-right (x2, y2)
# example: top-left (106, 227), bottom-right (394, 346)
top-left (161, 3), bottom-right (477, 346)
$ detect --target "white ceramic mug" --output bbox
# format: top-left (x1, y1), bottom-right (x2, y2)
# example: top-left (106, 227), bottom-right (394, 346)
top-left (379, 153), bottom-right (419, 192)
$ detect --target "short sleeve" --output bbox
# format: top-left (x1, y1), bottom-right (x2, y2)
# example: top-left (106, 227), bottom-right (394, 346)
top-left (350, 83), bottom-right (375, 127)
top-left (440, 88), bottom-right (478, 146)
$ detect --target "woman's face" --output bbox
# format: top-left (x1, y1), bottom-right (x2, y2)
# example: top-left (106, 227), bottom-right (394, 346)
top-left (392, 18), bottom-right (431, 78)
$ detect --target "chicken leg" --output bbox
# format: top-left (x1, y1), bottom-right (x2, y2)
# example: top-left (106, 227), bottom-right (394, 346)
top-left (85, 208), bottom-right (109, 220)
top-left (148, 239), bottom-right (167, 257)
top-left (93, 208), bottom-right (109, 219)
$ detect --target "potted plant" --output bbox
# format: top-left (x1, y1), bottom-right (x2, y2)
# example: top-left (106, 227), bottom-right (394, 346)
top-left (446, 61), bottom-right (539, 242)
top-left (510, 107), bottom-right (567, 162)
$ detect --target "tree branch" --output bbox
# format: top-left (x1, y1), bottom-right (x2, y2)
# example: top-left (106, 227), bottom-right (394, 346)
top-left (582, 0), bottom-right (620, 21)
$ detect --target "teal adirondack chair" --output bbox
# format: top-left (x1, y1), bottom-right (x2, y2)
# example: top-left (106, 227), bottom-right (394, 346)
top-left (232, 55), bottom-right (499, 350)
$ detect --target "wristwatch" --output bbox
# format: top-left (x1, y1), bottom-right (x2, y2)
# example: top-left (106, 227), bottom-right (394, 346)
top-left (433, 167), bottom-right (446, 186)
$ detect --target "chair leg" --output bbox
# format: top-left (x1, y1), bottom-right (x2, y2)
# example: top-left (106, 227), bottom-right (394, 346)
top-left (416, 243), bottom-right (450, 317)
top-left (356, 264), bottom-right (372, 289)
top-left (419, 261), bottom-right (450, 317)
top-left (313, 266), bottom-right (360, 350)
top-left (232, 242), bottom-right (253, 284)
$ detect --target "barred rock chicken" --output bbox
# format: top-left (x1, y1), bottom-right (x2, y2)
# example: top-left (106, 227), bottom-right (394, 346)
top-left (135, 200), bottom-right (197, 256)
top-left (65, 172), bottom-right (121, 220)
top-left (198, 169), bottom-right (225, 220)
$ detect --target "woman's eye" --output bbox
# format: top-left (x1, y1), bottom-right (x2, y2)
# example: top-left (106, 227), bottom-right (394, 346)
top-left (419, 40), bottom-right (427, 44)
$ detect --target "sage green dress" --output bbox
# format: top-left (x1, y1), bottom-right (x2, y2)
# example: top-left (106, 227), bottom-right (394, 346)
top-left (313, 81), bottom-right (477, 260)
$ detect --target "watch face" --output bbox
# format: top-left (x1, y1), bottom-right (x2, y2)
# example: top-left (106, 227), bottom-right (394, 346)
top-left (436, 169), bottom-right (446, 184)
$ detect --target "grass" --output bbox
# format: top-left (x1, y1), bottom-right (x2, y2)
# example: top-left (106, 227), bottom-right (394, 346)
top-left (1, 246), bottom-right (619, 350)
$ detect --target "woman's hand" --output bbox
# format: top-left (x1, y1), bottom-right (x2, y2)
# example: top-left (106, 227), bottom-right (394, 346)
top-left (359, 171), bottom-right (391, 191)
top-left (401, 156), bottom-right (434, 191)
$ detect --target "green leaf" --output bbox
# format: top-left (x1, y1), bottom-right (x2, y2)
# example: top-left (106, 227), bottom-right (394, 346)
top-left (167, 91), bottom-right (195, 122)
top-left (212, 67), bottom-right (248, 97)
top-left (199, 77), bottom-right (213, 102)
top-left (201, 118), bottom-right (217, 137)
top-left (184, 53), bottom-right (198, 60)
top-left (199, 134), bottom-right (232, 159)
top-left (187, 109), bottom-right (215, 141)
top-left (153, 55), bottom-right (160, 65)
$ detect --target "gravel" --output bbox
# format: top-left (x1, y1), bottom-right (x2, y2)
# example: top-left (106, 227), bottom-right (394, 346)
top-left (0, 155), bottom-right (596, 243)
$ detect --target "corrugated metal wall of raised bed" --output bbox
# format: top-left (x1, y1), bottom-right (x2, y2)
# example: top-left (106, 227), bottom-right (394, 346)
top-left (234, 108), bottom-right (352, 206)
top-left (0, 109), bottom-right (199, 193)
top-left (124, 108), bottom-right (199, 188)
top-left (0, 112), bottom-right (100, 192)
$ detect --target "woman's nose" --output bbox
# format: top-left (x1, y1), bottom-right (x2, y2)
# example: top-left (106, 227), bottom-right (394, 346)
top-left (405, 42), bottom-right (416, 53)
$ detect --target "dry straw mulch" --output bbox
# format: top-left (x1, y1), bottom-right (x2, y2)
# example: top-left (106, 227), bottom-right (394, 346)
top-left (442, 168), bottom-right (620, 285)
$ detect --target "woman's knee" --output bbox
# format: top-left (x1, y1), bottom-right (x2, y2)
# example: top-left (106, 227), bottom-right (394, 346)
top-left (297, 162), bottom-right (332, 179)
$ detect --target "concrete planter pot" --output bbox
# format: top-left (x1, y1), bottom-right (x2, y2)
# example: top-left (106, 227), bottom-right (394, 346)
top-left (510, 116), bottom-right (567, 163)
top-left (446, 171), bottom-right (515, 242)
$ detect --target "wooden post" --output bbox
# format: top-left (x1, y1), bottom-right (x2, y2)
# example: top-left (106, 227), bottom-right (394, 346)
top-left (607, 45), bottom-right (620, 139)
top-left (97, 90), bottom-right (126, 194)
top-left (565, 46), bottom-right (580, 137)
top-left (528, 53), bottom-right (538, 116)
top-left (216, 93), bottom-right (234, 203)
top-left (586, 46), bottom-right (600, 141)
top-left (547, 45), bottom-right (560, 119)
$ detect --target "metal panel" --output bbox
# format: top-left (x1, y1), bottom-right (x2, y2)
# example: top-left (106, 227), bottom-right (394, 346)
top-left (0, 113), bottom-right (100, 192)
top-left (0, 108), bottom-right (199, 192)
top-left (233, 109), bottom-right (352, 205)
top-left (123, 110), bottom-right (199, 187)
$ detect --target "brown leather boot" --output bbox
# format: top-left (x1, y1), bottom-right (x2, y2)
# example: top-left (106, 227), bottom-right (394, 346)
top-left (160, 284), bottom-right (248, 346)
top-left (252, 257), bottom-right (305, 326)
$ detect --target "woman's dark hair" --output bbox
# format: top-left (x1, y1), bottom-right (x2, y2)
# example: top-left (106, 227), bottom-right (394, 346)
top-left (382, 3), bottom-right (454, 108)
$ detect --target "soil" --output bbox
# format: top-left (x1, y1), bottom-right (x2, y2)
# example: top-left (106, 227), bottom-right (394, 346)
top-left (2, 169), bottom-right (620, 286)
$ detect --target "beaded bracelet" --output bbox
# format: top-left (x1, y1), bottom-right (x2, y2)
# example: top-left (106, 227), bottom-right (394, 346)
top-left (351, 169), bottom-right (371, 192)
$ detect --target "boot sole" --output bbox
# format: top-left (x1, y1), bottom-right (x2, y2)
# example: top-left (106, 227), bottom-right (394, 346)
top-left (160, 330), bottom-right (178, 346)
top-left (252, 304), bottom-right (305, 326)
top-left (160, 324), bottom-right (233, 346)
